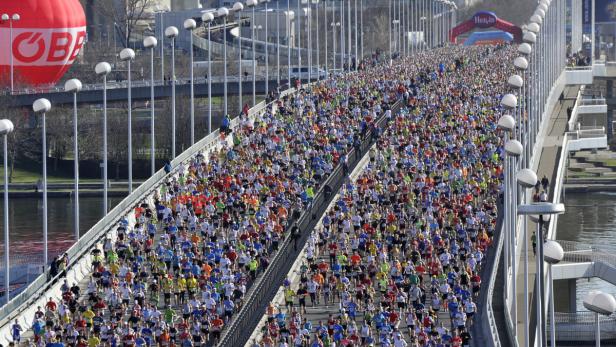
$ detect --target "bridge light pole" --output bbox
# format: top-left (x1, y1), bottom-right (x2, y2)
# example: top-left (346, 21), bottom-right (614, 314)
top-left (543, 239), bottom-right (564, 347)
top-left (1, 13), bottom-right (19, 94)
top-left (143, 36), bottom-right (158, 176)
top-left (0, 119), bottom-right (14, 303)
top-left (183, 19), bottom-right (197, 146)
top-left (218, 7), bottom-right (231, 117)
top-left (64, 79), bottom-right (82, 241)
top-left (33, 98), bottom-right (51, 269)
top-left (202, 12), bottom-right (215, 134)
top-left (518, 202), bottom-right (566, 347)
top-left (95, 62), bottom-right (111, 215)
top-left (233, 2), bottom-right (244, 113)
top-left (516, 168), bottom-right (538, 347)
top-left (584, 291), bottom-right (616, 347)
top-left (164, 26), bottom-right (179, 159)
top-left (119, 49), bottom-right (135, 194)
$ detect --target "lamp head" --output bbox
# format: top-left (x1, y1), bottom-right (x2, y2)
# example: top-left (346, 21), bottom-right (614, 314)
top-left (119, 48), bottom-right (136, 61)
top-left (0, 119), bottom-right (15, 136)
top-left (64, 78), bottom-right (83, 93)
top-left (33, 98), bottom-right (51, 114)
top-left (95, 62), bottom-right (112, 76)
top-left (165, 26), bottom-right (179, 38)
top-left (143, 36), bottom-right (158, 48)
top-left (184, 19), bottom-right (197, 30)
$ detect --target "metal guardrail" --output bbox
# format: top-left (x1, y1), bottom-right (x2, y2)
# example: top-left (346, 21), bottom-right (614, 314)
top-left (217, 97), bottom-right (403, 347)
top-left (547, 312), bottom-right (616, 342)
top-left (579, 98), bottom-right (606, 106)
top-left (0, 86), bottom-right (294, 334)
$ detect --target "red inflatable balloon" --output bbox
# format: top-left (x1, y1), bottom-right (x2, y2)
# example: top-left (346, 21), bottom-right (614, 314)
top-left (0, 0), bottom-right (86, 88)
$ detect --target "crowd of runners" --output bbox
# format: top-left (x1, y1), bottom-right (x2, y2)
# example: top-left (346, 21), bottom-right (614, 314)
top-left (10, 43), bottom-right (515, 347)
top-left (252, 44), bottom-right (515, 347)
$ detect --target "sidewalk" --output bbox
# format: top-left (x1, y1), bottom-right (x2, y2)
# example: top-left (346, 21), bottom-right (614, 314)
top-left (514, 86), bottom-right (578, 346)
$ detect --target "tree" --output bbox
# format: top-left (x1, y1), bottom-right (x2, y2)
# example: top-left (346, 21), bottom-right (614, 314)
top-left (97, 0), bottom-right (157, 48)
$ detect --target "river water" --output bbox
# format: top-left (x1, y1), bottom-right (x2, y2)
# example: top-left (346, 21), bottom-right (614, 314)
top-left (0, 196), bottom-right (124, 266)
top-left (558, 192), bottom-right (616, 310)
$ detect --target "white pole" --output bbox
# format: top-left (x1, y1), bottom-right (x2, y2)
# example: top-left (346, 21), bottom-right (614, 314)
top-left (189, 28), bottom-right (195, 145)
top-left (160, 12), bottom-right (164, 82)
top-left (536, 220), bottom-right (543, 347)
top-left (208, 23), bottom-right (212, 134)
top-left (596, 312), bottom-right (601, 347)
top-left (238, 13), bottom-right (243, 112)
top-left (360, 0), bottom-right (363, 62)
top-left (72, 92), bottom-right (79, 240)
top-left (3, 131), bottom-right (9, 303)
top-left (150, 46), bottom-right (155, 176)
top-left (277, 0), bottom-right (280, 87)
top-left (297, 0), bottom-right (302, 82)
top-left (170, 35), bottom-right (176, 159)
top-left (127, 59), bottom-right (132, 194)
top-left (265, 1), bottom-right (269, 96)
top-left (9, 18), bottom-right (14, 94)
top-left (103, 74), bottom-right (108, 215)
top-left (389, 0), bottom-right (392, 64)
top-left (252, 7), bottom-right (257, 105)
top-left (316, 0), bottom-right (320, 80)
top-left (591, 0), bottom-right (595, 62)
top-left (308, 7), bottom-right (312, 82)
top-left (287, 0), bottom-right (291, 86)
top-left (549, 263), bottom-right (556, 347)
top-left (332, 23), bottom-right (337, 71)
top-left (224, 16), bottom-right (228, 116)
top-left (354, 0), bottom-right (358, 67)
top-left (42, 112), bottom-right (48, 268)
top-left (347, 0), bottom-right (351, 69)
top-left (325, 2), bottom-right (328, 75)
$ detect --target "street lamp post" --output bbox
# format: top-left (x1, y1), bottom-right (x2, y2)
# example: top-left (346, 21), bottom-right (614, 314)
top-left (584, 291), bottom-right (616, 347)
top-left (324, 0), bottom-right (329, 76)
top-left (287, 2), bottom-right (292, 86)
top-left (33, 98), bottom-right (51, 269)
top-left (315, 0), bottom-right (320, 80)
top-left (246, 0), bottom-right (259, 104)
top-left (64, 79), bottom-right (82, 241)
top-left (143, 36), bottom-right (158, 176)
top-left (119, 49), bottom-right (135, 194)
top-left (202, 13), bottom-right (215, 134)
top-left (516, 168), bottom-right (538, 347)
top-left (518, 202), bottom-right (566, 347)
top-left (1, 13), bottom-right (20, 94)
top-left (234, 2), bottom-right (244, 112)
top-left (183, 19), bottom-right (197, 146)
top-left (0, 119), bottom-right (14, 304)
top-left (305, 7), bottom-right (312, 82)
top-left (544, 239), bottom-right (564, 347)
top-left (164, 26), bottom-right (179, 159)
top-left (331, 22), bottom-right (340, 72)
top-left (95, 62), bottom-right (111, 215)
top-left (276, 0), bottom-right (281, 87)
top-left (264, 0), bottom-right (270, 96)
top-left (253, 24), bottom-right (262, 105)
top-left (218, 7), bottom-right (231, 116)
top-left (497, 112), bottom-right (515, 293)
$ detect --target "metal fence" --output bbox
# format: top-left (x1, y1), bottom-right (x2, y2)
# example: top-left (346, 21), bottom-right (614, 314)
top-left (0, 86), bottom-right (294, 339)
top-left (547, 312), bottom-right (616, 343)
top-left (217, 98), bottom-right (403, 347)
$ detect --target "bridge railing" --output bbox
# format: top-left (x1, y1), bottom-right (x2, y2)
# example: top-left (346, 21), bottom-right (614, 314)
top-left (0, 85), bottom-right (296, 345)
top-left (547, 312), bottom-right (616, 343)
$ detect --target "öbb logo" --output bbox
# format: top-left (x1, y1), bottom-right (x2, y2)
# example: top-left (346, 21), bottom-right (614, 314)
top-left (473, 11), bottom-right (498, 29)
top-left (11, 28), bottom-right (86, 66)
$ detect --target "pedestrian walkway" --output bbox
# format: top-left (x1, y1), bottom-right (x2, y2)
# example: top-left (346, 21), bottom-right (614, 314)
top-left (514, 85), bottom-right (579, 347)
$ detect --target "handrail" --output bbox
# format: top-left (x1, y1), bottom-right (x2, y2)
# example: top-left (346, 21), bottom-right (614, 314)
top-left (217, 97), bottom-right (403, 347)
top-left (0, 86), bottom-right (295, 344)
